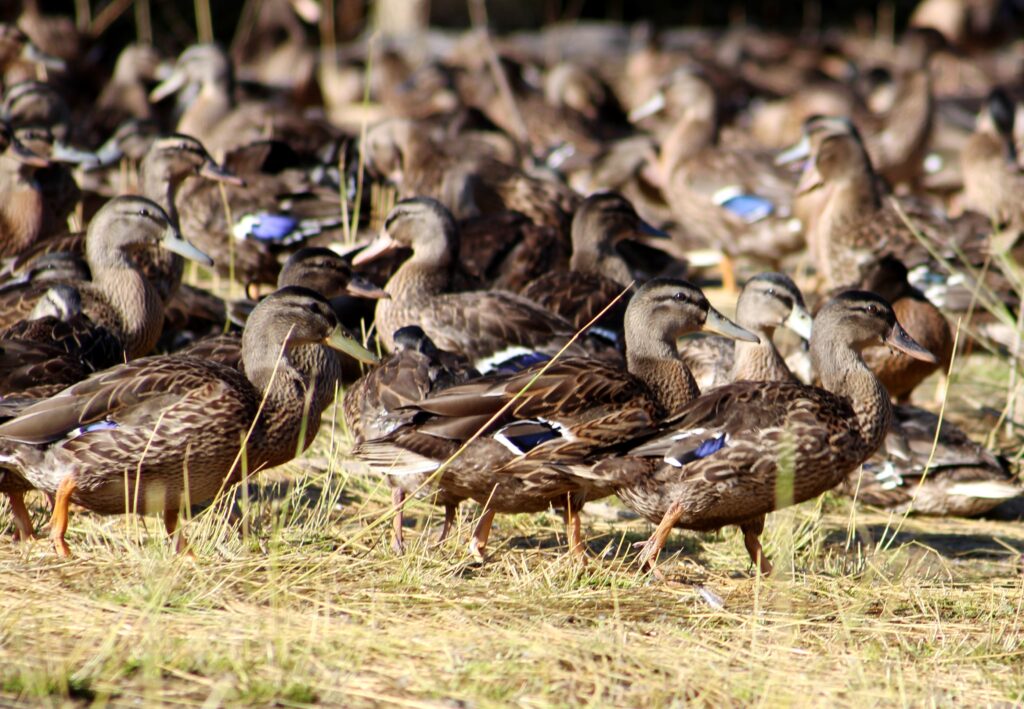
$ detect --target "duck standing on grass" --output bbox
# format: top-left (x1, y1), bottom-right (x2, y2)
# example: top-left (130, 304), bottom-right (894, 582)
top-left (0, 287), bottom-right (377, 558)
top-left (604, 291), bottom-right (936, 577)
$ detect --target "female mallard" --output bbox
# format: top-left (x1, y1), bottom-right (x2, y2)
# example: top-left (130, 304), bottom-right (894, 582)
top-left (353, 198), bottom-right (612, 368)
top-left (518, 191), bottom-right (668, 344)
top-left (0, 120), bottom-right (51, 258)
top-left (840, 404), bottom-right (1022, 517)
top-left (607, 291), bottom-right (935, 576)
top-left (679, 272), bottom-right (813, 390)
top-left (0, 286), bottom-right (377, 557)
top-left (354, 279), bottom-right (756, 559)
top-left (0, 195), bottom-right (211, 359)
top-left (344, 325), bottom-right (478, 552)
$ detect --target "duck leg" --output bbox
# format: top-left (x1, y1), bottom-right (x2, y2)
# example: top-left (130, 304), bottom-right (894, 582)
top-left (49, 475), bottom-right (77, 558)
top-left (7, 491), bottom-right (36, 542)
top-left (564, 494), bottom-right (587, 561)
top-left (740, 517), bottom-right (772, 576)
top-left (164, 508), bottom-right (193, 557)
top-left (720, 253), bottom-right (738, 293)
top-left (468, 507), bottom-right (496, 562)
top-left (635, 500), bottom-right (685, 578)
top-left (436, 503), bottom-right (457, 544)
top-left (391, 487), bottom-right (407, 554)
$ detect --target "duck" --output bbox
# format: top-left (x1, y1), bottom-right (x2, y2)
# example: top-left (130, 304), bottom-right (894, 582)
top-left (353, 197), bottom-right (614, 369)
top-left (0, 23), bottom-right (63, 86)
top-left (630, 69), bottom-right (802, 287)
top-left (857, 256), bottom-right (953, 402)
top-left (0, 286), bottom-right (378, 557)
top-left (960, 87), bottom-right (1023, 249)
top-left (679, 272), bottom-right (813, 390)
top-left (606, 290), bottom-right (936, 576)
top-left (518, 191), bottom-right (668, 342)
top-left (354, 278), bottom-right (757, 559)
top-left (0, 283), bottom-right (122, 398)
top-left (0, 195), bottom-right (211, 360)
top-left (0, 120), bottom-right (51, 257)
top-left (839, 404), bottom-right (1022, 517)
top-left (344, 325), bottom-right (478, 552)
top-left (363, 118), bottom-right (581, 236)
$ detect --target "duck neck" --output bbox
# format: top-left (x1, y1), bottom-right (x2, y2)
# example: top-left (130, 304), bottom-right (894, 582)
top-left (812, 338), bottom-right (892, 453)
top-left (730, 326), bottom-right (792, 383)
top-left (660, 115), bottom-right (716, 179)
top-left (570, 242), bottom-right (631, 285)
top-left (626, 332), bottom-right (700, 416)
top-left (385, 238), bottom-right (453, 302)
top-left (178, 82), bottom-right (232, 145)
top-left (85, 241), bottom-right (163, 358)
top-left (139, 166), bottom-right (185, 226)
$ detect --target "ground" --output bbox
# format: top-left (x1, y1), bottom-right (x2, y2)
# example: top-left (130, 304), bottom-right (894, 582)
top-left (1, 280), bottom-right (1023, 706)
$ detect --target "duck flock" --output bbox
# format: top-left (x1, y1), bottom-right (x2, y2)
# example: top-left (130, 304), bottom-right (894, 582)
top-left (0, 1), bottom-right (1022, 575)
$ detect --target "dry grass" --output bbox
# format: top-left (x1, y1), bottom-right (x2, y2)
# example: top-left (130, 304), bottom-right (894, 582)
top-left (1, 355), bottom-right (1023, 707)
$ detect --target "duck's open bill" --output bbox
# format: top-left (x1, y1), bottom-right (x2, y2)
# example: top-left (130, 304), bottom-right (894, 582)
top-left (784, 304), bottom-right (814, 340)
top-left (352, 231), bottom-right (398, 266)
top-left (162, 226), bottom-right (214, 267)
top-left (325, 326), bottom-right (378, 364)
top-left (704, 307), bottom-right (760, 343)
top-left (886, 321), bottom-right (937, 363)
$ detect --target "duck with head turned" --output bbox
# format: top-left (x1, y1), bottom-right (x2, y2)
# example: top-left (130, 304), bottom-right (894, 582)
top-left (354, 279), bottom-right (757, 559)
top-left (354, 197), bottom-right (614, 370)
top-left (606, 291), bottom-right (936, 577)
top-left (680, 272), bottom-right (812, 390)
top-left (0, 286), bottom-right (378, 558)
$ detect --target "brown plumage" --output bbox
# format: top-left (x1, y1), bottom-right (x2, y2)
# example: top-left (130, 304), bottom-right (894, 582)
top-left (353, 198), bottom-right (609, 368)
top-left (680, 272), bottom-right (812, 390)
top-left (354, 279), bottom-right (757, 558)
top-left (607, 290), bottom-right (937, 576)
top-left (0, 287), bottom-right (377, 557)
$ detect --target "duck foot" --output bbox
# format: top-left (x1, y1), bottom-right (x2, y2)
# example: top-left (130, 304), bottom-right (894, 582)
top-left (634, 500), bottom-right (685, 578)
top-left (7, 491), bottom-right (36, 542)
top-left (49, 475), bottom-right (77, 558)
top-left (468, 508), bottom-right (495, 563)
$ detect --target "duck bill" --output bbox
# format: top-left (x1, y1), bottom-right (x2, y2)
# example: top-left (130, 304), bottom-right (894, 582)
top-left (149, 69), bottom-right (187, 103)
top-left (344, 274), bottom-right (390, 300)
top-left (635, 218), bottom-right (669, 239)
top-left (352, 231), bottom-right (398, 266)
top-left (704, 307), bottom-right (760, 343)
top-left (162, 226), bottom-right (213, 266)
top-left (628, 91), bottom-right (666, 123)
top-left (775, 134), bottom-right (811, 166)
top-left (93, 135), bottom-right (126, 167)
top-left (50, 141), bottom-right (100, 167)
top-left (783, 304), bottom-right (814, 340)
top-left (325, 326), bottom-right (378, 364)
top-left (199, 160), bottom-right (246, 186)
top-left (21, 43), bottom-right (65, 71)
top-left (886, 322), bottom-right (937, 363)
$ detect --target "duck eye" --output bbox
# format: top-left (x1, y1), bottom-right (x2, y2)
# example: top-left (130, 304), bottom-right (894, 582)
top-left (766, 288), bottom-right (776, 296)
top-left (137, 209), bottom-right (149, 218)
top-left (673, 291), bottom-right (687, 302)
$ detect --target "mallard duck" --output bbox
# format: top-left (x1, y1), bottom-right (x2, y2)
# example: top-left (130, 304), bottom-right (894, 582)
top-left (0, 286), bottom-right (377, 557)
top-left (0, 23), bottom-right (63, 86)
top-left (363, 118), bottom-right (580, 235)
top-left (679, 272), bottom-right (813, 390)
top-left (344, 325), bottom-right (478, 552)
top-left (960, 88), bottom-right (1023, 246)
top-left (353, 197), bottom-right (614, 368)
top-left (606, 290), bottom-right (936, 576)
top-left (0, 120), bottom-right (50, 257)
top-left (149, 43), bottom-right (338, 160)
top-left (518, 191), bottom-right (667, 342)
top-left (857, 256), bottom-right (953, 402)
top-left (0, 195), bottom-right (211, 359)
top-left (630, 69), bottom-right (802, 285)
top-left (0, 283), bottom-right (122, 398)
top-left (354, 278), bottom-right (756, 558)
top-left (840, 404), bottom-right (1022, 517)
